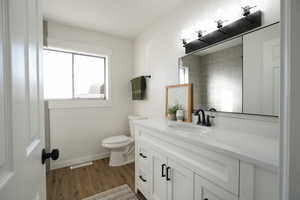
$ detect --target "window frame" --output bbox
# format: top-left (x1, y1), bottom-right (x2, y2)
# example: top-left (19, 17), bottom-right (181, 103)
top-left (43, 48), bottom-right (108, 101)
top-left (179, 66), bottom-right (189, 84)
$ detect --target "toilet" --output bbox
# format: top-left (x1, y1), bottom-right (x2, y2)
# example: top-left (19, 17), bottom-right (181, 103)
top-left (102, 115), bottom-right (147, 166)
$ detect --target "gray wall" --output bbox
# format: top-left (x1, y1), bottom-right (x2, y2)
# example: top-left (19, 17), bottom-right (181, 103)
top-left (182, 45), bottom-right (243, 113)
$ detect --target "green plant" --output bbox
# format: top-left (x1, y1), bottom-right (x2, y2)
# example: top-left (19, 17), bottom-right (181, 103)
top-left (168, 104), bottom-right (180, 115)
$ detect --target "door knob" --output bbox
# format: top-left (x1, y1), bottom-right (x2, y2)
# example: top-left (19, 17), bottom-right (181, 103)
top-left (41, 149), bottom-right (59, 164)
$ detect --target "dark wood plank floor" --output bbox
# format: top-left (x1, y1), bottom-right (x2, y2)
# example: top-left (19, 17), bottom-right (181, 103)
top-left (47, 158), bottom-right (146, 200)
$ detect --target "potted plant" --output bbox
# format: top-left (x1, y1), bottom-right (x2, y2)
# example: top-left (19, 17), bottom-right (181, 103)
top-left (167, 104), bottom-right (180, 121)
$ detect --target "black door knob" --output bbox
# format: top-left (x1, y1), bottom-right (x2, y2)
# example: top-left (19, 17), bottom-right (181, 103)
top-left (42, 149), bottom-right (59, 164)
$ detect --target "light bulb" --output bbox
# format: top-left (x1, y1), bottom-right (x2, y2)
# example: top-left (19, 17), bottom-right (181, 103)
top-left (241, 0), bottom-right (258, 16)
top-left (241, 0), bottom-right (257, 8)
top-left (180, 30), bottom-right (189, 45)
top-left (226, 6), bottom-right (242, 24)
top-left (215, 8), bottom-right (228, 28)
top-left (180, 29), bottom-right (197, 45)
top-left (215, 8), bottom-right (225, 21)
top-left (180, 30), bottom-right (190, 40)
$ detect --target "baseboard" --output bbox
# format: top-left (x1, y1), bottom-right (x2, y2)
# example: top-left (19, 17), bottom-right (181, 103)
top-left (49, 152), bottom-right (110, 170)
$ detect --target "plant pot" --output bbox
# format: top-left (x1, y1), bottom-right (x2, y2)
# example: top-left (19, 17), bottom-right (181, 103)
top-left (167, 113), bottom-right (176, 121)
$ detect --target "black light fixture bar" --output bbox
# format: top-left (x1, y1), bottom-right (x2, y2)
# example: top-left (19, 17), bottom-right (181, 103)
top-left (184, 11), bottom-right (262, 54)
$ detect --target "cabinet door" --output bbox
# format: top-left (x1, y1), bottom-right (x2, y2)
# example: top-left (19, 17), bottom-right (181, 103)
top-left (151, 151), bottom-right (168, 200)
top-left (195, 174), bottom-right (238, 200)
top-left (167, 159), bottom-right (194, 200)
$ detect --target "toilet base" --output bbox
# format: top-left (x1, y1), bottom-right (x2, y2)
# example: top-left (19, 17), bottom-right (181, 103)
top-left (108, 147), bottom-right (134, 167)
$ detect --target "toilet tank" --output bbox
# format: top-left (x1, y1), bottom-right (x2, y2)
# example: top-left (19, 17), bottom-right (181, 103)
top-left (128, 115), bottom-right (147, 138)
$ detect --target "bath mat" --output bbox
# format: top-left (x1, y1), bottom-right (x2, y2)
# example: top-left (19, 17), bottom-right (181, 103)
top-left (82, 184), bottom-right (138, 200)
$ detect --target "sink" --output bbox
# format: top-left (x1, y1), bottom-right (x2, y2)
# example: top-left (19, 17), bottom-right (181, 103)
top-left (167, 120), bottom-right (209, 134)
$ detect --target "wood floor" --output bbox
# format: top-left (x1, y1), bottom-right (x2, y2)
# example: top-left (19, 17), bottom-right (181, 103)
top-left (47, 158), bottom-right (146, 200)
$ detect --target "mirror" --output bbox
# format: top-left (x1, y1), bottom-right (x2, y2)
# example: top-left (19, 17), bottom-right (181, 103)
top-left (165, 84), bottom-right (193, 122)
top-left (179, 23), bottom-right (280, 116)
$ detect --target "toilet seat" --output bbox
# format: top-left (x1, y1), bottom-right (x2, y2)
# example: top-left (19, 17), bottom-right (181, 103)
top-left (103, 135), bottom-right (131, 144)
top-left (102, 135), bottom-right (133, 148)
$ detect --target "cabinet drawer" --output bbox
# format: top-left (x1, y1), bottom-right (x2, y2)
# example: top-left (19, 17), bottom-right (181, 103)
top-left (195, 174), bottom-right (238, 200)
top-left (137, 168), bottom-right (150, 199)
top-left (137, 143), bottom-right (150, 168)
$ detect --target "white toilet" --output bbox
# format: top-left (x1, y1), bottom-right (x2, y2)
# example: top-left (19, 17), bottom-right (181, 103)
top-left (102, 115), bottom-right (146, 166)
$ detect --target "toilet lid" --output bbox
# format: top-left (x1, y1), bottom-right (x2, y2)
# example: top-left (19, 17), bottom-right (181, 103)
top-left (103, 135), bottom-right (131, 145)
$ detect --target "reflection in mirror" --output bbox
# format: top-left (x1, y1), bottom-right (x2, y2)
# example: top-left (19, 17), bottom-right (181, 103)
top-left (179, 23), bottom-right (280, 116)
top-left (243, 23), bottom-right (280, 116)
top-left (180, 38), bottom-right (243, 113)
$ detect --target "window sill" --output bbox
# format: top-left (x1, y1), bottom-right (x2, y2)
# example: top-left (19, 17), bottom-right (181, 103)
top-left (46, 99), bottom-right (112, 109)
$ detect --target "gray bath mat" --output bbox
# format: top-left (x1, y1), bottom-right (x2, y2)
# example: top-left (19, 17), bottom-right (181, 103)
top-left (82, 184), bottom-right (138, 200)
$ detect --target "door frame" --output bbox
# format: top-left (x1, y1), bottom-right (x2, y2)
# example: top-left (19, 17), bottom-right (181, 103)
top-left (280, 0), bottom-right (300, 199)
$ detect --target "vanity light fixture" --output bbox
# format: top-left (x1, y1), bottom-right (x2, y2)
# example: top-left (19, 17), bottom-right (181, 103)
top-left (183, 10), bottom-right (262, 54)
top-left (196, 30), bottom-right (205, 38)
top-left (215, 8), bottom-right (228, 29)
top-left (195, 21), bottom-right (216, 38)
top-left (215, 19), bottom-right (226, 29)
top-left (242, 5), bottom-right (257, 16)
top-left (180, 30), bottom-right (189, 46)
top-left (241, 0), bottom-right (257, 16)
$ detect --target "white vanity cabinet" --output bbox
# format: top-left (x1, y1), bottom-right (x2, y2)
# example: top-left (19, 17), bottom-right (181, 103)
top-left (151, 151), bottom-right (167, 200)
top-left (134, 124), bottom-right (279, 200)
top-left (195, 174), bottom-right (238, 200)
top-left (136, 141), bottom-right (194, 200)
top-left (166, 158), bottom-right (194, 200)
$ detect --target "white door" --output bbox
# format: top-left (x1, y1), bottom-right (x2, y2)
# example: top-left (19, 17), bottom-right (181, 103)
top-left (151, 151), bottom-right (168, 200)
top-left (167, 159), bottom-right (194, 200)
top-left (195, 175), bottom-right (238, 200)
top-left (0, 0), bottom-right (46, 200)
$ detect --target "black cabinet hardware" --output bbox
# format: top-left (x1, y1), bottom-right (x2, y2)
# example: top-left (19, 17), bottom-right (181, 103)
top-left (139, 175), bottom-right (147, 182)
top-left (161, 164), bottom-right (167, 177)
top-left (41, 149), bottom-right (59, 164)
top-left (204, 198), bottom-right (208, 200)
top-left (139, 153), bottom-right (147, 158)
top-left (166, 166), bottom-right (171, 181)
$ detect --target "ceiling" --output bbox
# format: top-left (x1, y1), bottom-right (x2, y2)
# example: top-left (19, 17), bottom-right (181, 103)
top-left (43, 0), bottom-right (184, 39)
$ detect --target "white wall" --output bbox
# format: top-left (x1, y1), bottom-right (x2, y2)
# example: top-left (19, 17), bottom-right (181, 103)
top-left (133, 0), bottom-right (280, 137)
top-left (46, 21), bottom-right (134, 169)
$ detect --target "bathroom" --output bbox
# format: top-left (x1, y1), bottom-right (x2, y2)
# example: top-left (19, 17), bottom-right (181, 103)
top-left (1, 0), bottom-right (300, 200)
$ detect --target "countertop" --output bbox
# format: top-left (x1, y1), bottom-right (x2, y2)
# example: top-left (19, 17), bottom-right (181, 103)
top-left (134, 118), bottom-right (279, 172)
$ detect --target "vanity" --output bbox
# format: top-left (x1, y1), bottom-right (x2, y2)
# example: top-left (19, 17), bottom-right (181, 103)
top-left (134, 19), bottom-right (280, 200)
top-left (134, 119), bottom-right (278, 200)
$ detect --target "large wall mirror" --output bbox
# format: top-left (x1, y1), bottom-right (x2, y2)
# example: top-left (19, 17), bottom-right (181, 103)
top-left (179, 23), bottom-right (280, 116)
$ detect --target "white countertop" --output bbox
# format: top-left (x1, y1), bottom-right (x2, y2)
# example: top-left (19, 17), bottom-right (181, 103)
top-left (134, 118), bottom-right (279, 172)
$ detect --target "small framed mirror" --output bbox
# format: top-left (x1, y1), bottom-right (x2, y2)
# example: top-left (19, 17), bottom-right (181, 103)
top-left (165, 84), bottom-right (193, 122)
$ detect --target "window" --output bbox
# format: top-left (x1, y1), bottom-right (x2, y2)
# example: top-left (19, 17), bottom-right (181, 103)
top-left (179, 66), bottom-right (189, 84)
top-left (43, 49), bottom-right (107, 100)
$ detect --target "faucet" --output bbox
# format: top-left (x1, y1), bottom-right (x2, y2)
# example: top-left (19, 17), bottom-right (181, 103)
top-left (206, 108), bottom-right (216, 127)
top-left (194, 108), bottom-right (206, 125)
top-left (194, 108), bottom-right (216, 126)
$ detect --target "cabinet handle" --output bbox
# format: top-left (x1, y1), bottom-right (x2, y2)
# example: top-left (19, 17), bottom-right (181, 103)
top-left (139, 153), bottom-right (147, 158)
top-left (161, 164), bottom-right (166, 177)
top-left (204, 199), bottom-right (208, 200)
top-left (139, 175), bottom-right (147, 182)
top-left (166, 166), bottom-right (171, 181)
